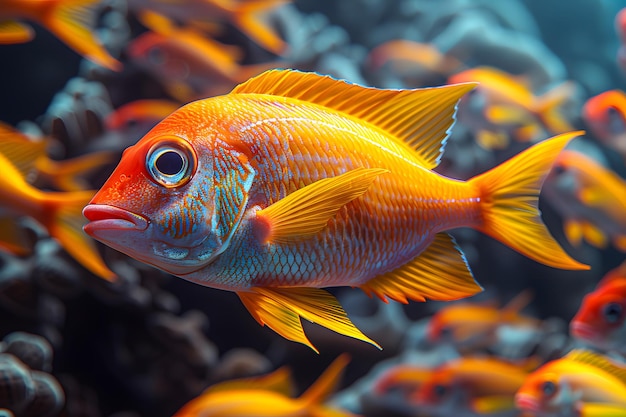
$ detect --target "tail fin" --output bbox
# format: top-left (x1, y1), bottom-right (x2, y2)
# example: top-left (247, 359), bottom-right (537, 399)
top-left (470, 131), bottom-right (589, 270)
top-left (230, 0), bottom-right (289, 54)
top-left (47, 191), bottom-right (117, 282)
top-left (300, 354), bottom-right (350, 406)
top-left (533, 81), bottom-right (576, 133)
top-left (42, 0), bottom-right (121, 71)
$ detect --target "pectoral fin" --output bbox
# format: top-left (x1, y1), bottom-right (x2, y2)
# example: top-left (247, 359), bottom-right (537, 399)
top-left (237, 287), bottom-right (380, 352)
top-left (256, 168), bottom-right (387, 244)
top-left (360, 233), bottom-right (482, 303)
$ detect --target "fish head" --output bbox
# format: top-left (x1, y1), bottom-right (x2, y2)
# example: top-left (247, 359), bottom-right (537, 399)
top-left (514, 370), bottom-right (567, 415)
top-left (570, 275), bottom-right (626, 350)
top-left (413, 368), bottom-right (465, 408)
top-left (83, 117), bottom-right (255, 276)
top-left (582, 90), bottom-right (626, 142)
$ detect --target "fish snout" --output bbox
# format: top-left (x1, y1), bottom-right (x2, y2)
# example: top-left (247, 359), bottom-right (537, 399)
top-left (514, 392), bottom-right (541, 413)
top-left (83, 204), bottom-right (149, 237)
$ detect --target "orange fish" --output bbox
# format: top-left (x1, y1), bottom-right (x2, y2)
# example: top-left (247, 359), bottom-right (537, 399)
top-left (127, 12), bottom-right (281, 101)
top-left (129, 0), bottom-right (290, 55)
top-left (0, 122), bottom-right (116, 191)
top-left (83, 69), bottom-right (588, 351)
top-left (173, 354), bottom-right (355, 417)
top-left (427, 291), bottom-right (540, 351)
top-left (515, 349), bottom-right (626, 415)
top-left (570, 262), bottom-right (626, 353)
top-left (582, 90), bottom-right (626, 161)
top-left (449, 67), bottom-right (576, 148)
top-left (542, 150), bottom-right (626, 251)
top-left (106, 100), bottom-right (180, 132)
top-left (373, 365), bottom-right (432, 396)
top-left (0, 150), bottom-right (115, 281)
top-left (368, 40), bottom-right (464, 83)
top-left (0, 0), bottom-right (121, 71)
top-left (414, 357), bottom-right (530, 416)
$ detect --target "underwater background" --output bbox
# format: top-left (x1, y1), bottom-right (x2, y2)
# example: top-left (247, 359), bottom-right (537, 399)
top-left (0, 0), bottom-right (626, 416)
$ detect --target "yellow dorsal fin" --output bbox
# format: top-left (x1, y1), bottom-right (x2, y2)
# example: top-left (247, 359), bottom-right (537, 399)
top-left (237, 287), bottom-right (380, 352)
top-left (256, 167), bottom-right (387, 244)
top-left (0, 122), bottom-right (46, 178)
top-left (232, 69), bottom-right (476, 169)
top-left (204, 367), bottom-right (294, 397)
top-left (0, 20), bottom-right (34, 44)
top-left (566, 350), bottom-right (626, 384)
top-left (300, 354), bottom-right (350, 405)
top-left (360, 233), bottom-right (483, 304)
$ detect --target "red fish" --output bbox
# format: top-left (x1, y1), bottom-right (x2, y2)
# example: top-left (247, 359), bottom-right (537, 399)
top-left (83, 69), bottom-right (588, 351)
top-left (106, 100), bottom-right (180, 132)
top-left (0, 0), bottom-right (121, 71)
top-left (570, 262), bottom-right (626, 353)
top-left (582, 90), bottom-right (626, 162)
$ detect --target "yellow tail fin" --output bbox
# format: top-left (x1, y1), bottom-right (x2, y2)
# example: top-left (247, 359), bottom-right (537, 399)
top-left (470, 131), bottom-right (589, 270)
top-left (42, 0), bottom-right (121, 71)
top-left (533, 82), bottom-right (576, 133)
top-left (47, 191), bottom-right (117, 282)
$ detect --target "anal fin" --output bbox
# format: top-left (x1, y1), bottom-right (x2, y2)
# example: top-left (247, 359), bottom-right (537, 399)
top-left (360, 233), bottom-right (482, 304)
top-left (237, 287), bottom-right (380, 352)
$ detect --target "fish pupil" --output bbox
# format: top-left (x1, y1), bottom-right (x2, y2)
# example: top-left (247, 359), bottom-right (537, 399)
top-left (602, 302), bottom-right (623, 324)
top-left (433, 384), bottom-right (447, 398)
top-left (541, 380), bottom-right (557, 397)
top-left (156, 150), bottom-right (184, 176)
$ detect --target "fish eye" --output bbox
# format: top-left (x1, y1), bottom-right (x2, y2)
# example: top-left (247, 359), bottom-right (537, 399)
top-left (148, 46), bottom-right (166, 65)
top-left (433, 384), bottom-right (448, 398)
top-left (540, 380), bottom-right (557, 398)
top-left (602, 302), bottom-right (623, 324)
top-left (552, 164), bottom-right (566, 176)
top-left (146, 138), bottom-right (196, 188)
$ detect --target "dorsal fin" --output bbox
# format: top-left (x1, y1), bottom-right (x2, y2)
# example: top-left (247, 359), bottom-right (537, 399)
top-left (300, 354), bottom-right (350, 405)
top-left (231, 69), bottom-right (476, 169)
top-left (204, 367), bottom-right (294, 397)
top-left (566, 349), bottom-right (626, 385)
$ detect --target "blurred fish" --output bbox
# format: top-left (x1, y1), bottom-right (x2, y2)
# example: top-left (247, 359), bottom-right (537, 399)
top-left (414, 356), bottom-right (530, 416)
top-left (372, 364), bottom-right (432, 396)
top-left (570, 262), bottom-right (626, 353)
top-left (542, 150), bottom-right (626, 251)
top-left (105, 100), bottom-right (180, 132)
top-left (128, 0), bottom-right (290, 55)
top-left (0, 122), bottom-right (116, 191)
top-left (427, 291), bottom-right (540, 351)
top-left (449, 67), bottom-right (575, 149)
top-left (515, 349), bottom-right (626, 415)
top-left (172, 354), bottom-right (355, 417)
top-left (83, 69), bottom-right (587, 351)
top-left (127, 12), bottom-right (283, 101)
top-left (577, 403), bottom-right (626, 417)
top-left (368, 40), bottom-right (464, 83)
top-left (582, 90), bottom-right (626, 162)
top-left (0, 0), bottom-right (121, 71)
top-left (0, 151), bottom-right (115, 281)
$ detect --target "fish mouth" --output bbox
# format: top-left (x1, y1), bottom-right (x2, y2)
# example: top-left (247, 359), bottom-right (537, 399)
top-left (514, 393), bottom-right (541, 413)
top-left (570, 321), bottom-right (600, 341)
top-left (83, 205), bottom-right (149, 233)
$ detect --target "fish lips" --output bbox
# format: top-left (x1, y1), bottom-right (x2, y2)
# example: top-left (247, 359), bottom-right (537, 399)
top-left (514, 393), bottom-right (541, 413)
top-left (83, 204), bottom-right (149, 239)
top-left (570, 321), bottom-right (602, 342)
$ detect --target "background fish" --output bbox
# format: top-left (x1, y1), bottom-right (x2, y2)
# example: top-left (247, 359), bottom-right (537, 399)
top-left (83, 69), bottom-right (587, 351)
